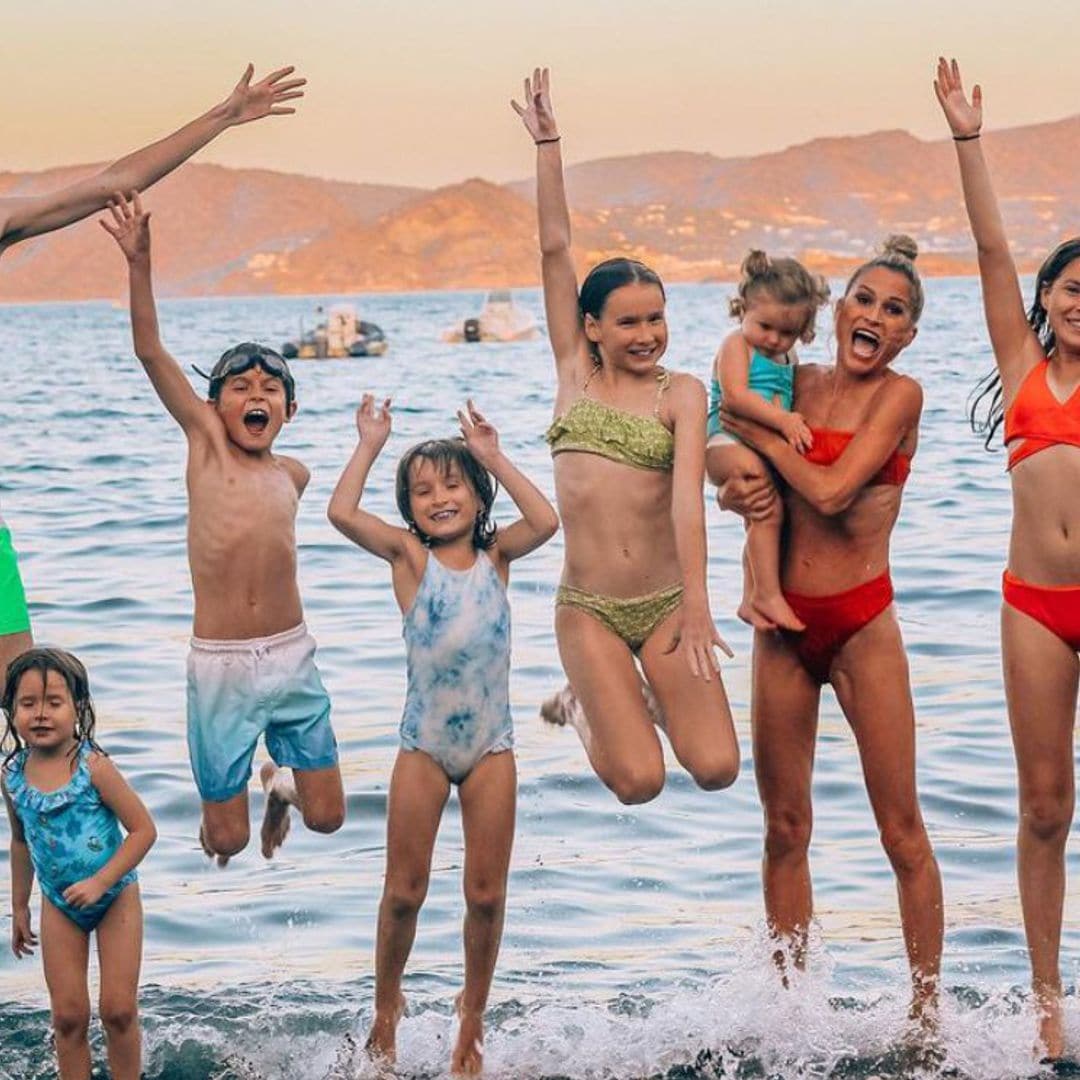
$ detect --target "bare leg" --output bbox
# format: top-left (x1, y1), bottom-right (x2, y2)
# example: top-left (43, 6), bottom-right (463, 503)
top-left (260, 762), bottom-right (345, 857)
top-left (453, 751), bottom-right (516, 1076)
top-left (539, 677), bottom-right (664, 738)
top-left (200, 792), bottom-right (250, 867)
top-left (367, 750), bottom-right (450, 1063)
top-left (639, 605), bottom-right (740, 790)
top-left (95, 885), bottom-right (143, 1080)
top-left (1002, 604), bottom-right (1080, 1060)
top-left (751, 631), bottom-right (821, 966)
top-left (40, 898), bottom-right (91, 1079)
top-left (0, 629), bottom-right (32, 681)
top-left (556, 605), bottom-right (666, 804)
top-left (831, 607), bottom-right (944, 1022)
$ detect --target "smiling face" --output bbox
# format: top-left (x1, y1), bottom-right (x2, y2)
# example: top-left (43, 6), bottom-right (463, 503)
top-left (407, 458), bottom-right (481, 546)
top-left (12, 669), bottom-right (78, 754)
top-left (214, 368), bottom-right (296, 453)
top-left (1040, 256), bottom-right (1080, 355)
top-left (583, 281), bottom-right (668, 372)
top-left (836, 267), bottom-right (918, 374)
top-left (741, 293), bottom-right (812, 359)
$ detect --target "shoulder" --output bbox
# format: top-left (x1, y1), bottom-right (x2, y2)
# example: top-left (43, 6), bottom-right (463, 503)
top-left (277, 455), bottom-right (310, 494)
top-left (665, 369), bottom-right (706, 404)
top-left (875, 372), bottom-right (924, 418)
top-left (718, 330), bottom-right (750, 361)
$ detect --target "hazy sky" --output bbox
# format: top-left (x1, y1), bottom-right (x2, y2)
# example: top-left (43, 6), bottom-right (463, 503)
top-left (7, 1), bottom-right (1080, 189)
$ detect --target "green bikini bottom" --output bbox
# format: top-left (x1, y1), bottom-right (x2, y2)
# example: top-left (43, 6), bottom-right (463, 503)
top-left (556, 582), bottom-right (684, 652)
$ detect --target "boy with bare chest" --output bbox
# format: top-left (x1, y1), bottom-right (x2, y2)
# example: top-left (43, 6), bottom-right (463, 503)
top-left (104, 193), bottom-right (344, 863)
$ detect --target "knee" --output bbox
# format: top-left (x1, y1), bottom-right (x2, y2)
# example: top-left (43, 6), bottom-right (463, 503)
top-left (764, 808), bottom-right (812, 862)
top-left (204, 819), bottom-right (250, 857)
top-left (383, 875), bottom-right (429, 920)
top-left (302, 804), bottom-right (345, 834)
top-left (688, 749), bottom-right (740, 792)
top-left (99, 997), bottom-right (138, 1037)
top-left (464, 879), bottom-right (507, 922)
top-left (879, 816), bottom-right (934, 875)
top-left (1020, 790), bottom-right (1074, 844)
top-left (51, 1001), bottom-right (90, 1042)
top-left (605, 764), bottom-right (665, 805)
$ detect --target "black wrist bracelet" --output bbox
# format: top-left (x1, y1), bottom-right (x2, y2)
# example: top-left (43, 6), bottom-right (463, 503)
top-left (535, 136), bottom-right (561, 145)
top-left (953, 132), bottom-right (981, 142)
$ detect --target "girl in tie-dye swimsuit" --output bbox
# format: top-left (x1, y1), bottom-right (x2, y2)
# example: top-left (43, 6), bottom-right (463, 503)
top-left (328, 396), bottom-right (557, 1075)
top-left (1, 648), bottom-right (156, 1079)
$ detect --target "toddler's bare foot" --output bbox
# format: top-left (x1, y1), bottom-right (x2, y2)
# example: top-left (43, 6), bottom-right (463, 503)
top-left (752, 592), bottom-right (805, 632)
top-left (1037, 993), bottom-right (1065, 1061)
top-left (198, 823), bottom-right (231, 868)
top-left (365, 995), bottom-right (406, 1065)
top-left (259, 762), bottom-right (293, 858)
top-left (737, 598), bottom-right (777, 631)
top-left (451, 995), bottom-right (484, 1076)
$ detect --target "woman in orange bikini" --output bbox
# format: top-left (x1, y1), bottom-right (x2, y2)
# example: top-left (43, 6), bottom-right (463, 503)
top-left (720, 236), bottom-right (944, 1023)
top-left (936, 58), bottom-right (1080, 1058)
top-left (512, 68), bottom-right (739, 804)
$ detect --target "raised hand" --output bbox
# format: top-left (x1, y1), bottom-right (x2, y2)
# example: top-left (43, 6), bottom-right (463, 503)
top-left (356, 393), bottom-right (392, 452)
top-left (510, 67), bottom-right (559, 143)
top-left (221, 64), bottom-right (307, 126)
top-left (934, 57), bottom-right (982, 138)
top-left (457, 400), bottom-right (501, 466)
top-left (99, 190), bottom-right (151, 263)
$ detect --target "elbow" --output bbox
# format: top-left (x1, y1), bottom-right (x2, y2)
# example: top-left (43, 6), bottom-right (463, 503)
top-left (326, 502), bottom-right (351, 534)
top-left (145, 820), bottom-right (158, 850)
top-left (540, 240), bottom-right (570, 258)
top-left (540, 508), bottom-right (560, 542)
top-left (814, 486), bottom-right (856, 517)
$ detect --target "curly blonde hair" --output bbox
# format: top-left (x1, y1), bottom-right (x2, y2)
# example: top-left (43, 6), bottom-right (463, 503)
top-left (729, 250), bottom-right (831, 344)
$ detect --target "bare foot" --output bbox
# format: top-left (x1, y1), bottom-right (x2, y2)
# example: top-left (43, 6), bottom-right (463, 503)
top-left (198, 823), bottom-right (232, 869)
top-left (451, 995), bottom-right (484, 1076)
top-left (1037, 993), bottom-right (1065, 1061)
top-left (737, 598), bottom-right (777, 631)
top-left (365, 995), bottom-right (406, 1065)
top-left (751, 592), bottom-right (805, 632)
top-left (539, 684), bottom-right (593, 753)
top-left (259, 762), bottom-right (293, 859)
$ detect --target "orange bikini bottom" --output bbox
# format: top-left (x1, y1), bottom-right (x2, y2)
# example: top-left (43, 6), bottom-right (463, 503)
top-left (1003, 571), bottom-right (1080, 651)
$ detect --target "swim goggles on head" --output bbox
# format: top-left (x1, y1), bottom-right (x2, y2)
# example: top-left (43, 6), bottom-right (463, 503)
top-left (193, 343), bottom-right (296, 406)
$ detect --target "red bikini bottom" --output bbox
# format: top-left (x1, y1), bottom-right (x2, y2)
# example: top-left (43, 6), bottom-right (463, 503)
top-left (782, 571), bottom-right (894, 684)
top-left (1002, 571), bottom-right (1080, 651)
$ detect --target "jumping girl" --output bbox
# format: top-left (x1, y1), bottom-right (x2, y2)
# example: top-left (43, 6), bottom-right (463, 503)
top-left (936, 57), bottom-right (1080, 1058)
top-left (719, 236), bottom-right (944, 1025)
top-left (706, 250), bottom-right (830, 631)
top-left (512, 67), bottom-right (740, 803)
top-left (2, 648), bottom-right (156, 1080)
top-left (327, 396), bottom-right (557, 1075)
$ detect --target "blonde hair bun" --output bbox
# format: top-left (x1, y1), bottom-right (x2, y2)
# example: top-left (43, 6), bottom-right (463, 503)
top-left (882, 234), bottom-right (919, 262)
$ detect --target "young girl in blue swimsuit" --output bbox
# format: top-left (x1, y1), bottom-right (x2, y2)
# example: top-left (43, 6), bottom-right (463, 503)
top-left (2, 648), bottom-right (156, 1080)
top-left (328, 396), bottom-right (557, 1075)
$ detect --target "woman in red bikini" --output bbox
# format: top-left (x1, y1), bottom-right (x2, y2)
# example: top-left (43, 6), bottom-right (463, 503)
top-left (936, 58), bottom-right (1080, 1059)
top-left (720, 235), bottom-right (944, 1024)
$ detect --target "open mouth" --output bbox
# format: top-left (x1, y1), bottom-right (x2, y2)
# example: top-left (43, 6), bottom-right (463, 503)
top-left (430, 509), bottom-right (458, 522)
top-left (851, 329), bottom-right (880, 359)
top-left (243, 408), bottom-right (270, 434)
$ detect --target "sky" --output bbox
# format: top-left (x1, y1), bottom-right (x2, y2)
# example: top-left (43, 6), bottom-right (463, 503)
top-left (6, 0), bottom-right (1080, 190)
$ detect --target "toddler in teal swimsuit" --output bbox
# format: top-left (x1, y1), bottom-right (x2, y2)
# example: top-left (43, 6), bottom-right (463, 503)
top-left (706, 250), bottom-right (830, 632)
top-left (329, 395), bottom-right (557, 1075)
top-left (2, 648), bottom-right (156, 1079)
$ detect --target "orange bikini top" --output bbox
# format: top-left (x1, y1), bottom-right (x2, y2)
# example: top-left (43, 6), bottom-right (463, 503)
top-left (805, 428), bottom-right (911, 486)
top-left (1004, 360), bottom-right (1080, 470)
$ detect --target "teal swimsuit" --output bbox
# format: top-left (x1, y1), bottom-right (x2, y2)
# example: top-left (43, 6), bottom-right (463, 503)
top-left (707, 348), bottom-right (795, 438)
top-left (4, 744), bottom-right (136, 932)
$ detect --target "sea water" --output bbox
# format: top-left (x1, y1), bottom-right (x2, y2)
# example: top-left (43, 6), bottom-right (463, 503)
top-left (0, 279), bottom-right (1075, 1079)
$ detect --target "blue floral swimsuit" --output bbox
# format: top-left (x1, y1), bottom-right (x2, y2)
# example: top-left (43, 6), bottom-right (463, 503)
top-left (4, 744), bottom-right (136, 932)
top-left (401, 550), bottom-right (514, 783)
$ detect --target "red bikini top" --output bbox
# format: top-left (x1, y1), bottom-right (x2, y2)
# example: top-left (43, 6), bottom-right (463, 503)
top-left (805, 428), bottom-right (911, 486)
top-left (1004, 360), bottom-right (1080, 470)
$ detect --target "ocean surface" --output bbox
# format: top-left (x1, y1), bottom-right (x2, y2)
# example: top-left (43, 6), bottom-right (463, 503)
top-left (1, 279), bottom-right (1077, 1079)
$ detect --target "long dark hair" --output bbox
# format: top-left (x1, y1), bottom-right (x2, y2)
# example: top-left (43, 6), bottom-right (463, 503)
top-left (395, 439), bottom-right (497, 549)
top-left (970, 236), bottom-right (1080, 449)
top-left (579, 258), bottom-right (666, 365)
top-left (2, 647), bottom-right (102, 770)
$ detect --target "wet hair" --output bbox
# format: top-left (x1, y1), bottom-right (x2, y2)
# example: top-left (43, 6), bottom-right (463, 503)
top-left (729, 250), bottom-right (831, 343)
top-left (579, 258), bottom-right (666, 364)
top-left (969, 236), bottom-right (1080, 449)
top-left (1, 648), bottom-right (101, 770)
top-left (394, 439), bottom-right (497, 550)
top-left (843, 234), bottom-right (924, 326)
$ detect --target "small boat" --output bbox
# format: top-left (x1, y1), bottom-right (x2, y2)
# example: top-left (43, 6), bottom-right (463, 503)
top-left (281, 303), bottom-right (388, 359)
top-left (442, 290), bottom-right (541, 343)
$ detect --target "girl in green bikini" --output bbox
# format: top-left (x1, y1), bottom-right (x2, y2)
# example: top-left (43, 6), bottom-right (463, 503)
top-left (512, 68), bottom-right (740, 803)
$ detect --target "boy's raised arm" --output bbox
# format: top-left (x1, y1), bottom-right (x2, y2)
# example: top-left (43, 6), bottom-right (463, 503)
top-left (0, 65), bottom-right (305, 252)
top-left (101, 193), bottom-right (208, 434)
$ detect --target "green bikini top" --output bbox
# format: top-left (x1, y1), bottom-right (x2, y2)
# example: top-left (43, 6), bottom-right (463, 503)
top-left (546, 367), bottom-right (674, 472)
